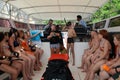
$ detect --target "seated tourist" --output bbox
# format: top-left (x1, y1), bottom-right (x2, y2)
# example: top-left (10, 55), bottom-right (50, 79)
top-left (84, 29), bottom-right (111, 80)
top-left (0, 32), bottom-right (19, 80)
top-left (25, 30), bottom-right (44, 67)
top-left (80, 30), bottom-right (99, 71)
top-left (8, 28), bottom-right (34, 80)
top-left (19, 30), bottom-right (40, 71)
top-left (99, 34), bottom-right (120, 80)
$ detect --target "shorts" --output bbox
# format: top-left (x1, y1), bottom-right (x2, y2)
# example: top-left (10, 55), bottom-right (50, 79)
top-left (50, 43), bottom-right (60, 49)
top-left (67, 38), bottom-right (74, 43)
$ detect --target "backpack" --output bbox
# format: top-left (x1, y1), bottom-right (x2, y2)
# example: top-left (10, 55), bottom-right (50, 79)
top-left (41, 59), bottom-right (74, 80)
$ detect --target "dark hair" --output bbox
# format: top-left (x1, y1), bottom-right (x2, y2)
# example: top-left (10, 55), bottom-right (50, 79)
top-left (9, 27), bottom-right (18, 37)
top-left (52, 24), bottom-right (56, 27)
top-left (49, 19), bottom-right (53, 22)
top-left (0, 32), bottom-right (4, 42)
top-left (66, 21), bottom-right (72, 27)
top-left (9, 28), bottom-right (19, 39)
top-left (77, 15), bottom-right (82, 19)
top-left (56, 25), bottom-right (60, 30)
top-left (19, 30), bottom-right (24, 39)
top-left (4, 32), bottom-right (9, 36)
top-left (99, 29), bottom-right (109, 40)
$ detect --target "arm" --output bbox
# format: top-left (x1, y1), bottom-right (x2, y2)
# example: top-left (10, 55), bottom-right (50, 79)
top-left (47, 32), bottom-right (53, 40)
top-left (94, 42), bottom-right (109, 63)
top-left (72, 29), bottom-right (77, 37)
top-left (29, 31), bottom-right (41, 39)
top-left (110, 61), bottom-right (120, 68)
top-left (2, 46), bottom-right (11, 57)
top-left (0, 60), bottom-right (10, 65)
top-left (108, 67), bottom-right (120, 75)
top-left (110, 53), bottom-right (119, 64)
top-left (91, 49), bottom-right (100, 62)
top-left (62, 27), bottom-right (68, 31)
top-left (9, 37), bottom-right (16, 52)
top-left (89, 40), bottom-right (99, 54)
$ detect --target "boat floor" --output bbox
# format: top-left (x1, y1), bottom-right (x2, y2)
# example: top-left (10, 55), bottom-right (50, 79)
top-left (31, 57), bottom-right (99, 80)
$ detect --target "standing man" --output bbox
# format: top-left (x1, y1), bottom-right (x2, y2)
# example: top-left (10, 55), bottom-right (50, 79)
top-left (77, 15), bottom-right (87, 28)
top-left (76, 15), bottom-right (87, 41)
top-left (44, 19), bottom-right (53, 31)
top-left (44, 19), bottom-right (53, 38)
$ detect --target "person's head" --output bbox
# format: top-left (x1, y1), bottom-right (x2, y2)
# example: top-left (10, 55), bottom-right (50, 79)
top-left (0, 32), bottom-right (5, 42)
top-left (56, 25), bottom-right (60, 31)
top-left (77, 15), bottom-right (82, 21)
top-left (98, 29), bottom-right (108, 40)
top-left (66, 21), bottom-right (73, 29)
top-left (51, 24), bottom-right (56, 31)
top-left (4, 32), bottom-right (9, 41)
top-left (66, 21), bottom-right (72, 26)
top-left (9, 27), bottom-right (19, 38)
top-left (113, 34), bottom-right (120, 46)
top-left (48, 19), bottom-right (53, 25)
top-left (19, 30), bottom-right (24, 39)
top-left (24, 32), bottom-right (29, 39)
top-left (90, 30), bottom-right (98, 38)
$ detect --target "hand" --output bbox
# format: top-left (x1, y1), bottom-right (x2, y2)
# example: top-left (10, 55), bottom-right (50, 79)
top-left (88, 50), bottom-right (92, 54)
top-left (106, 61), bottom-right (112, 66)
top-left (16, 51), bottom-right (21, 57)
top-left (55, 33), bottom-right (60, 36)
top-left (108, 69), bottom-right (116, 75)
top-left (50, 32), bottom-right (54, 36)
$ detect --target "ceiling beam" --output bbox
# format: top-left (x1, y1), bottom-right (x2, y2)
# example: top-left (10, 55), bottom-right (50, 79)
top-left (19, 5), bottom-right (99, 10)
top-left (28, 11), bottom-right (93, 15)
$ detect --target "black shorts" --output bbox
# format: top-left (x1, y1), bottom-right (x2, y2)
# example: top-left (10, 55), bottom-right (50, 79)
top-left (67, 38), bottom-right (74, 43)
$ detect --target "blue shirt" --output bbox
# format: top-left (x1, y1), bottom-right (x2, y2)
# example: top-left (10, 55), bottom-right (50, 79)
top-left (30, 30), bottom-right (43, 41)
top-left (78, 20), bottom-right (87, 28)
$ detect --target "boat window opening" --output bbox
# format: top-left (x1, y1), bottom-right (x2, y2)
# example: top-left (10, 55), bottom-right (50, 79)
top-left (108, 16), bottom-right (120, 28)
top-left (95, 20), bottom-right (106, 29)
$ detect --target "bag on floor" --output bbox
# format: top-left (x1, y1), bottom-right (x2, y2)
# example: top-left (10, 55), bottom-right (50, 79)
top-left (41, 59), bottom-right (74, 80)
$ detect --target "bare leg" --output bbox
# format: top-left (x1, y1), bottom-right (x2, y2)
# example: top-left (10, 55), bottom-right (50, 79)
top-left (18, 61), bottom-right (29, 80)
top-left (56, 48), bottom-right (60, 53)
top-left (108, 77), bottom-right (114, 80)
top-left (89, 60), bottom-right (106, 80)
top-left (51, 48), bottom-right (54, 54)
top-left (71, 43), bottom-right (75, 66)
top-left (20, 54), bottom-right (32, 79)
top-left (80, 49), bottom-right (88, 68)
top-left (36, 48), bottom-right (43, 67)
top-left (0, 64), bottom-right (18, 80)
top-left (27, 54), bottom-right (36, 75)
top-left (84, 54), bottom-right (92, 71)
top-left (99, 71), bottom-right (110, 80)
top-left (11, 61), bottom-right (22, 74)
top-left (67, 43), bottom-right (70, 57)
top-left (34, 51), bottom-right (41, 71)
top-left (21, 54), bottom-right (31, 75)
